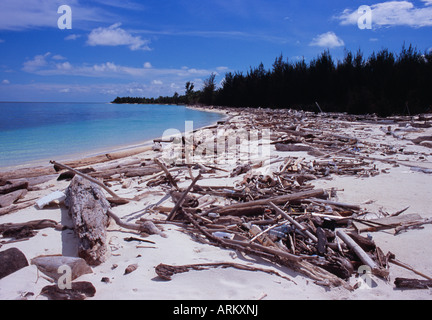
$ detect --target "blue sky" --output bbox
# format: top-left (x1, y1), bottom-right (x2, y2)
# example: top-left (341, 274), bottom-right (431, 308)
top-left (0, 0), bottom-right (431, 102)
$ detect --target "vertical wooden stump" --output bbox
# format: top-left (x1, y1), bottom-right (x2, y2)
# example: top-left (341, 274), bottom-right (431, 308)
top-left (65, 176), bottom-right (111, 266)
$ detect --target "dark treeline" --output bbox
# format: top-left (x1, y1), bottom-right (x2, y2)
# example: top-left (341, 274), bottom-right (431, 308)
top-left (112, 93), bottom-right (184, 105)
top-left (113, 45), bottom-right (432, 116)
top-left (215, 44), bottom-right (432, 116)
top-left (112, 81), bottom-right (201, 105)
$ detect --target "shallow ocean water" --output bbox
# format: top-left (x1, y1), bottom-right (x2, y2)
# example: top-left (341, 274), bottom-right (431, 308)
top-left (0, 102), bottom-right (224, 168)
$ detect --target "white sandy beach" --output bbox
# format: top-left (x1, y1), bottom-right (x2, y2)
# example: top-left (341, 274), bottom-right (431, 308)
top-left (1, 107), bottom-right (431, 301)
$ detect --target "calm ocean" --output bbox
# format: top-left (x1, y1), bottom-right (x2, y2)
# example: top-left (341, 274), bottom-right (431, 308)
top-left (0, 102), bottom-right (225, 169)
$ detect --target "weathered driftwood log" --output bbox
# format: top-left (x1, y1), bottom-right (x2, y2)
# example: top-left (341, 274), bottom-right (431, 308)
top-left (275, 143), bottom-right (315, 153)
top-left (411, 135), bottom-right (432, 145)
top-left (57, 168), bottom-right (95, 181)
top-left (394, 278), bottom-right (432, 290)
top-left (0, 219), bottom-right (59, 239)
top-left (89, 166), bottom-right (161, 180)
top-left (0, 189), bottom-right (28, 208)
top-left (336, 230), bottom-right (389, 278)
top-left (155, 262), bottom-right (296, 283)
top-left (64, 176), bottom-right (111, 266)
top-left (0, 180), bottom-right (28, 195)
top-left (305, 198), bottom-right (361, 211)
top-left (0, 202), bottom-right (35, 217)
top-left (213, 188), bottom-right (326, 216)
top-left (336, 230), bottom-right (377, 269)
top-left (0, 166), bottom-right (56, 181)
top-left (215, 205), bottom-right (265, 217)
top-left (8, 176), bottom-right (56, 189)
top-left (51, 160), bottom-right (124, 201)
top-left (58, 146), bottom-right (153, 169)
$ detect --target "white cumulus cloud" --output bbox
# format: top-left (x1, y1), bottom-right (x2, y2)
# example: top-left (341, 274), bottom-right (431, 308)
top-left (337, 1), bottom-right (432, 28)
top-left (309, 32), bottom-right (345, 48)
top-left (22, 52), bottom-right (51, 72)
top-left (87, 23), bottom-right (151, 51)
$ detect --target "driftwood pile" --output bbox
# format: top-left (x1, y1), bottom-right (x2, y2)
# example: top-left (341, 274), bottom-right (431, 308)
top-left (142, 108), bottom-right (431, 289)
top-left (1, 107), bottom-right (432, 298)
top-left (148, 174), bottom-right (388, 289)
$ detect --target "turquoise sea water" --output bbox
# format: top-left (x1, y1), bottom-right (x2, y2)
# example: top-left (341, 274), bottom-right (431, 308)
top-left (0, 102), bottom-right (224, 168)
